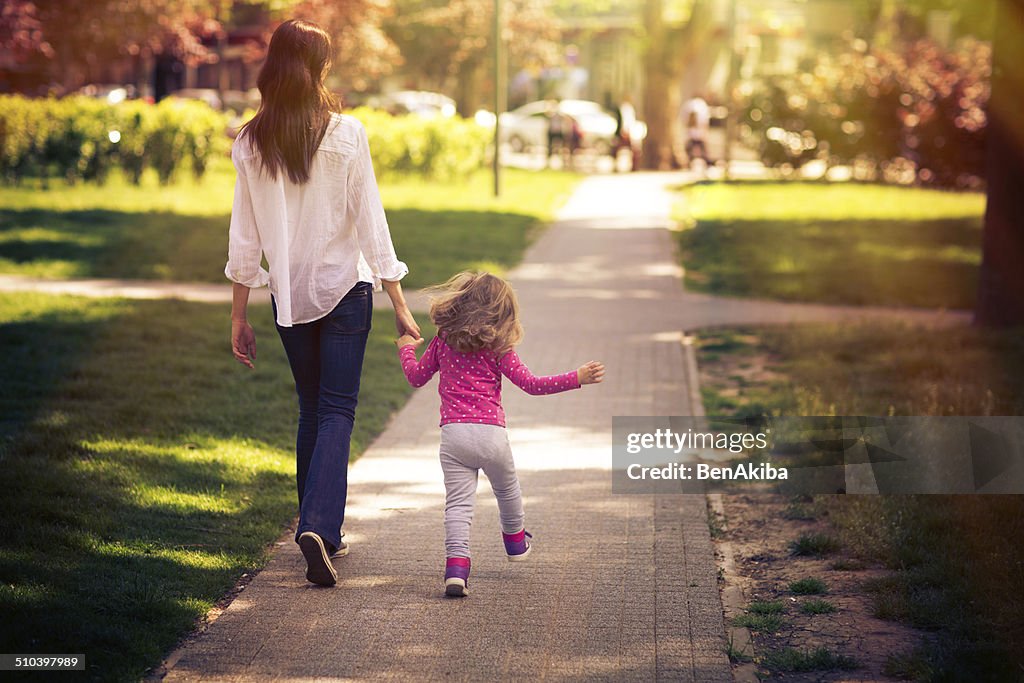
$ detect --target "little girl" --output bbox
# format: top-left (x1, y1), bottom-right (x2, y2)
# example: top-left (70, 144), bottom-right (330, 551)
top-left (395, 271), bottom-right (604, 597)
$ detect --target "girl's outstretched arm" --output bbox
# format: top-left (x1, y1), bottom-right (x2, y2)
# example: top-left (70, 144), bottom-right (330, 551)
top-left (397, 336), bottom-right (440, 387)
top-left (498, 350), bottom-right (583, 395)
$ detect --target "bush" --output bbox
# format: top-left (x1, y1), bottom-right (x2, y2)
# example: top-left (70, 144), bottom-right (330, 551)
top-left (347, 107), bottom-right (490, 180)
top-left (741, 37), bottom-right (990, 189)
top-left (0, 95), bottom-right (230, 186)
top-left (0, 95), bottom-right (489, 186)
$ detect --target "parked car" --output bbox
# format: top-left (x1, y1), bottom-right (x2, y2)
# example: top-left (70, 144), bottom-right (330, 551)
top-left (369, 90), bottom-right (457, 118)
top-left (500, 99), bottom-right (646, 157)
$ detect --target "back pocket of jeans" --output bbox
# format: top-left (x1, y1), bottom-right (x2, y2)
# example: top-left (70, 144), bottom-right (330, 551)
top-left (328, 289), bottom-right (371, 334)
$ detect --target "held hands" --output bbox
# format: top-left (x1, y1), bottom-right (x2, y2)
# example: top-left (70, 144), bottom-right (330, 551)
top-left (231, 319), bottom-right (257, 369)
top-left (394, 304), bottom-right (422, 340)
top-left (396, 334), bottom-right (424, 349)
top-left (577, 360), bottom-right (605, 385)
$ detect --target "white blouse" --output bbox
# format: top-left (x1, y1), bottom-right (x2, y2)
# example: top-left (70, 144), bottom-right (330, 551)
top-left (225, 113), bottom-right (408, 327)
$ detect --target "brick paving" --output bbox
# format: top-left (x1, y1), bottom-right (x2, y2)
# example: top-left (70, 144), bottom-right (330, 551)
top-left (158, 173), bottom-right (735, 681)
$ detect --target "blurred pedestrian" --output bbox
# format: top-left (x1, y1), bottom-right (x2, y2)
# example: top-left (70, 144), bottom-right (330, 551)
top-left (547, 108), bottom-right (580, 169)
top-left (226, 19), bottom-right (421, 587)
top-left (607, 93), bottom-right (639, 172)
top-left (680, 93), bottom-right (712, 167)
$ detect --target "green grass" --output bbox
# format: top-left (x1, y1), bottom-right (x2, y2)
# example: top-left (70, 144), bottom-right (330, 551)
top-left (731, 612), bottom-right (786, 633)
top-left (695, 321), bottom-right (1024, 680)
top-left (0, 292), bottom-right (424, 681)
top-left (799, 599), bottom-right (838, 615)
top-left (747, 600), bottom-right (786, 615)
top-left (781, 494), bottom-right (820, 520)
top-left (884, 648), bottom-right (936, 680)
top-left (789, 533), bottom-right (842, 557)
top-left (675, 181), bottom-right (986, 308)
top-left (761, 646), bottom-right (859, 673)
top-left (0, 159), bottom-right (579, 288)
top-left (789, 577), bottom-right (828, 595)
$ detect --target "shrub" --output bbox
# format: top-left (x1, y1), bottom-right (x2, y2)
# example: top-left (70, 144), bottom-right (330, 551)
top-left (0, 95), bottom-right (230, 186)
top-left (741, 37), bottom-right (990, 189)
top-left (347, 107), bottom-right (490, 180)
top-left (789, 532), bottom-right (842, 556)
top-left (0, 95), bottom-right (489, 186)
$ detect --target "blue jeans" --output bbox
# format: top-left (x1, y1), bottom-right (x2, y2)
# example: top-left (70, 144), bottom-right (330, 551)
top-left (272, 281), bottom-right (372, 552)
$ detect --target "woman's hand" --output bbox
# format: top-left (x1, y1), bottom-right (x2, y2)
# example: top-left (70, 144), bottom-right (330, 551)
top-left (381, 279), bottom-right (421, 339)
top-left (395, 304), bottom-right (422, 340)
top-left (577, 360), bottom-right (605, 385)
top-left (396, 334), bottom-right (423, 349)
top-left (231, 319), bottom-right (257, 369)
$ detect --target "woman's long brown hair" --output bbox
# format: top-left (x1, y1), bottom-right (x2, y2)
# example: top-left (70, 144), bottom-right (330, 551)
top-left (240, 19), bottom-right (339, 184)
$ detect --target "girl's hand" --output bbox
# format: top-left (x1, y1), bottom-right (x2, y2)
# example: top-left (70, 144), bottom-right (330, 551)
top-left (396, 334), bottom-right (423, 349)
top-left (577, 361), bottom-right (605, 385)
top-left (232, 319), bottom-right (257, 369)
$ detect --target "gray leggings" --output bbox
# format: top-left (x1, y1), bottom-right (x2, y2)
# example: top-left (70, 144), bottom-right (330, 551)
top-left (439, 423), bottom-right (525, 558)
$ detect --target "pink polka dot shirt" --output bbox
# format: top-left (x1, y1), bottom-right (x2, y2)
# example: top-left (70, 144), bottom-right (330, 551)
top-left (398, 336), bottom-right (581, 427)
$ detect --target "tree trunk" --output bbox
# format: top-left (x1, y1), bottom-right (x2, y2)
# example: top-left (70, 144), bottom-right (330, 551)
top-left (454, 59), bottom-right (485, 117)
top-left (975, 0), bottom-right (1024, 326)
top-left (642, 54), bottom-right (680, 170)
top-left (641, 0), bottom-right (676, 169)
top-left (640, 0), bottom-right (711, 170)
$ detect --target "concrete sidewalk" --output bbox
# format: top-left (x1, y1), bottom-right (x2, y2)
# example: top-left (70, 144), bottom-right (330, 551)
top-left (159, 173), bottom-right (733, 682)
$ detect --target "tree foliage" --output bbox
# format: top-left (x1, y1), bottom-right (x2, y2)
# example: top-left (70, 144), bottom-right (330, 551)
top-left (0, 0), bottom-right (226, 91)
top-left (385, 0), bottom-right (561, 114)
top-left (287, 0), bottom-right (401, 92)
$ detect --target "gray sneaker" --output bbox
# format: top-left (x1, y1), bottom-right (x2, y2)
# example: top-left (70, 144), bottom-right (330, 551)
top-left (330, 531), bottom-right (349, 558)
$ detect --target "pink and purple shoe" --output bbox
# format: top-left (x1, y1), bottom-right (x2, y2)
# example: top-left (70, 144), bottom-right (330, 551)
top-left (444, 557), bottom-right (471, 597)
top-left (503, 529), bottom-right (533, 561)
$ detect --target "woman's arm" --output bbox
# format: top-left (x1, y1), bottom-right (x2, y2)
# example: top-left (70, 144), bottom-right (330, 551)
top-left (225, 143), bottom-right (265, 369)
top-left (230, 282), bottom-right (257, 369)
top-left (224, 144), bottom-right (270, 289)
top-left (347, 121), bottom-right (420, 338)
top-left (383, 278), bottom-right (421, 339)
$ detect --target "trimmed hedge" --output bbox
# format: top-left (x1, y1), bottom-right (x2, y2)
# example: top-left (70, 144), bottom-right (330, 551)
top-left (0, 96), bottom-right (490, 185)
top-left (348, 106), bottom-right (490, 180)
top-left (0, 95), bottom-right (230, 185)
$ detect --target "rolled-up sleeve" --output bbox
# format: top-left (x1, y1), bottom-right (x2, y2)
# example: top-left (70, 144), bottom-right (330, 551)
top-left (349, 123), bottom-right (408, 283)
top-left (224, 145), bottom-right (270, 288)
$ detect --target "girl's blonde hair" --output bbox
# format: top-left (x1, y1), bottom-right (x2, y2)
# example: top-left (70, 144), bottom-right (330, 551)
top-left (428, 271), bottom-right (524, 355)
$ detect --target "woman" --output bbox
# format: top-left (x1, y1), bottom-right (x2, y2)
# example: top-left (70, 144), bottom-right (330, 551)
top-left (225, 19), bottom-right (420, 587)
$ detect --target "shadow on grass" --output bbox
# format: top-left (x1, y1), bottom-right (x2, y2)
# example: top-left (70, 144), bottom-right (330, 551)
top-left (0, 206), bottom-right (546, 288)
top-left (678, 217), bottom-right (982, 309)
top-left (0, 294), bottom-right (415, 680)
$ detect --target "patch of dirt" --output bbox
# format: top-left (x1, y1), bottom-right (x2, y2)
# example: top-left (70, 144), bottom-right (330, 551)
top-left (698, 328), bottom-right (933, 680)
top-left (714, 492), bottom-right (926, 681)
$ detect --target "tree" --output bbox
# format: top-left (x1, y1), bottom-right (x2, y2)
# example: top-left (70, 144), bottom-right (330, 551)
top-left (640, 0), bottom-right (714, 169)
top-left (975, 0), bottom-right (1024, 326)
top-left (288, 0), bottom-right (400, 93)
top-left (0, 0), bottom-right (225, 93)
top-left (385, 0), bottom-right (561, 115)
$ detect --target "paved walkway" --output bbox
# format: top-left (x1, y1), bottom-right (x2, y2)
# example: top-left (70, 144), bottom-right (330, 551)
top-left (158, 173), bottom-right (734, 682)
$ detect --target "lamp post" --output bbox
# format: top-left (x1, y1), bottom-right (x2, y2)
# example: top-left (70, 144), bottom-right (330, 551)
top-left (724, 0), bottom-right (738, 180)
top-left (493, 0), bottom-right (504, 197)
